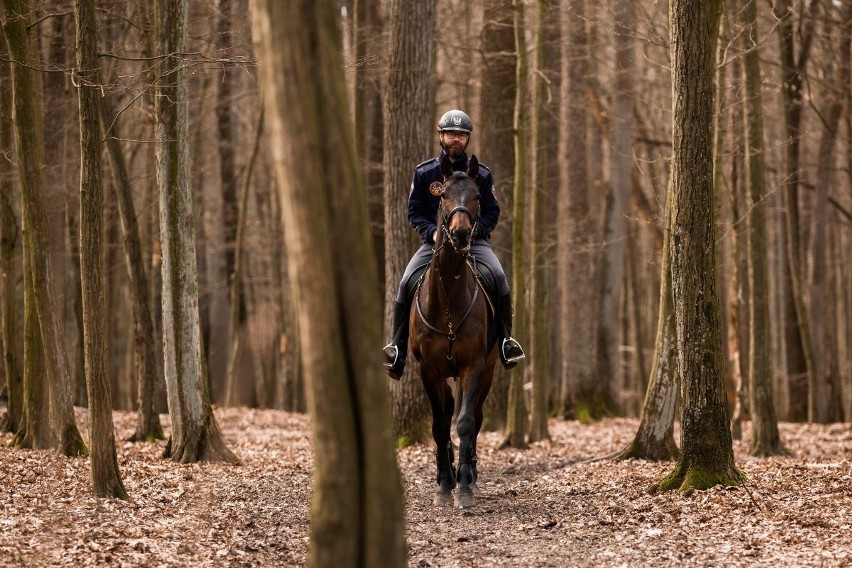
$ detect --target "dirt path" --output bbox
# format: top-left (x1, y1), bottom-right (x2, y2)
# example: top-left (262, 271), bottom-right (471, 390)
top-left (1, 408), bottom-right (849, 567)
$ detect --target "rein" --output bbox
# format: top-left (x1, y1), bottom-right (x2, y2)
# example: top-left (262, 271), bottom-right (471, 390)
top-left (415, 257), bottom-right (480, 361)
top-left (416, 187), bottom-right (482, 361)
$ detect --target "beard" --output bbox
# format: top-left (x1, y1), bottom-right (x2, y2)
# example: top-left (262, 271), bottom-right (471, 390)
top-left (444, 141), bottom-right (467, 158)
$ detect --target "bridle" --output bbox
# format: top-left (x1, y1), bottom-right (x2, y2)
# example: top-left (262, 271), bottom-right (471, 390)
top-left (415, 173), bottom-right (483, 362)
top-left (437, 173), bottom-right (480, 254)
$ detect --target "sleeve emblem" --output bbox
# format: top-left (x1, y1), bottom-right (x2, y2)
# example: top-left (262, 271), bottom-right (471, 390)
top-left (429, 181), bottom-right (444, 196)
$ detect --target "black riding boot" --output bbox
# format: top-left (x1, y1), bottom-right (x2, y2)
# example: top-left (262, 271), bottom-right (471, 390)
top-left (498, 292), bottom-right (525, 369)
top-left (383, 300), bottom-right (409, 380)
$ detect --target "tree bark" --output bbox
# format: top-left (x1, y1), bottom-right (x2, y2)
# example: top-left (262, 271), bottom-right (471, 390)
top-left (526, 0), bottom-right (557, 444)
top-left (772, 0), bottom-right (818, 421)
top-left (479, 0), bottom-right (516, 432)
top-left (155, 0), bottom-right (237, 464)
top-left (101, 85), bottom-right (164, 443)
top-left (501, 0), bottom-right (529, 450)
top-left (0, 29), bottom-right (23, 434)
top-left (2, 0), bottom-right (86, 457)
top-left (559, 0), bottom-right (608, 421)
top-left (611, 196), bottom-right (679, 461)
top-left (655, 0), bottom-right (743, 493)
top-left (739, 0), bottom-right (784, 455)
top-left (383, 0), bottom-right (435, 445)
top-left (595, 0), bottom-right (632, 412)
top-left (252, 2), bottom-right (406, 566)
top-left (75, 0), bottom-right (128, 498)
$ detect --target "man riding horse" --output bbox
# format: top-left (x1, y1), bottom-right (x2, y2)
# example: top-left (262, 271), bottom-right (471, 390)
top-left (383, 109), bottom-right (525, 379)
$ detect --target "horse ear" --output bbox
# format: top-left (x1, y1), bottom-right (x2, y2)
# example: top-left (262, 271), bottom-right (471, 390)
top-left (440, 153), bottom-right (453, 180)
top-left (468, 155), bottom-right (480, 179)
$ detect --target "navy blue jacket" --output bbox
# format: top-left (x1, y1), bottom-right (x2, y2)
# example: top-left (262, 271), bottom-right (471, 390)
top-left (408, 150), bottom-right (500, 245)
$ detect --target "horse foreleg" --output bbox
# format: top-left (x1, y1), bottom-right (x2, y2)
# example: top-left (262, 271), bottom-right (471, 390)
top-left (422, 372), bottom-right (456, 505)
top-left (454, 368), bottom-right (487, 509)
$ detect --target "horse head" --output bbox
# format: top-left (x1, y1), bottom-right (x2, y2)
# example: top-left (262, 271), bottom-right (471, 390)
top-left (438, 154), bottom-right (481, 254)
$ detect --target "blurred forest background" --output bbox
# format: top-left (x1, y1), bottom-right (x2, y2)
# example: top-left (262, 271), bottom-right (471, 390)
top-left (0, 0), bottom-right (850, 442)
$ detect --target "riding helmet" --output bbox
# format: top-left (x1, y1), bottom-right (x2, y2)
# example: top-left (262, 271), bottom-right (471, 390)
top-left (437, 109), bottom-right (473, 133)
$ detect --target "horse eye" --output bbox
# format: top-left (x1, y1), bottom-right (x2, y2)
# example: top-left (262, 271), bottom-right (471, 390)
top-left (439, 191), bottom-right (447, 199)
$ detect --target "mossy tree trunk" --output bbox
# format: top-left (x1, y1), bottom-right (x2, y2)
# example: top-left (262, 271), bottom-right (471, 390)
top-left (2, 0), bottom-right (86, 457)
top-left (252, 1), bottom-right (406, 565)
top-left (655, 0), bottom-right (743, 493)
top-left (383, 0), bottom-right (435, 445)
top-left (155, 0), bottom-right (237, 464)
top-left (74, 0), bottom-right (128, 499)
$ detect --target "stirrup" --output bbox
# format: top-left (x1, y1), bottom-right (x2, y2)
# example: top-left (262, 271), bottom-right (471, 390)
top-left (500, 337), bottom-right (525, 369)
top-left (383, 343), bottom-right (405, 380)
top-left (383, 343), bottom-right (400, 368)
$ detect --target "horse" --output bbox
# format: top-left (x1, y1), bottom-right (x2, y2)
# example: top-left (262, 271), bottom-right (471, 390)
top-left (409, 153), bottom-right (498, 509)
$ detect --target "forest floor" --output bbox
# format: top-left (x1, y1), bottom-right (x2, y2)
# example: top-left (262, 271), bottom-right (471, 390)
top-left (0, 406), bottom-right (849, 567)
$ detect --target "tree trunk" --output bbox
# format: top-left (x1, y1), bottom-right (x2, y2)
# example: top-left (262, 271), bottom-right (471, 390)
top-left (773, 0), bottom-right (818, 421)
top-left (501, 0), bottom-right (528, 450)
top-left (2, 0), bottom-right (86, 457)
top-left (807, 1), bottom-right (850, 424)
top-left (611, 201), bottom-right (679, 462)
top-left (101, 85), bottom-right (164, 443)
top-left (0, 30), bottom-right (23, 434)
top-left (595, 0), bottom-right (632, 413)
top-left (383, 0), bottom-right (435, 445)
top-left (479, 0), bottom-right (516, 432)
top-left (155, 0), bottom-right (237, 464)
top-left (12, 233), bottom-right (52, 448)
top-left (739, 0), bottom-right (784, 456)
top-left (559, 0), bottom-right (606, 421)
top-left (526, 0), bottom-right (557, 444)
top-left (75, 0), bottom-right (128, 498)
top-left (252, 1), bottom-right (407, 565)
top-left (655, 0), bottom-right (743, 493)
top-left (225, 108), bottom-right (264, 408)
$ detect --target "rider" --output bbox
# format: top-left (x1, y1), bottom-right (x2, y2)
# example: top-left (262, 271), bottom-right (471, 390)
top-left (383, 109), bottom-right (526, 380)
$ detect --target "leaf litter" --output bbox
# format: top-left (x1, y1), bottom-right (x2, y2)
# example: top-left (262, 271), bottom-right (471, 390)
top-left (0, 409), bottom-right (849, 567)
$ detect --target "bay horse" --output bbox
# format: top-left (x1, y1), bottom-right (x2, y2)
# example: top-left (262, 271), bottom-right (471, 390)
top-left (410, 154), bottom-right (498, 508)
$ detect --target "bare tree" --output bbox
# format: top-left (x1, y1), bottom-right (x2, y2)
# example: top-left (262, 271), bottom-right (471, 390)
top-left (252, 1), bottom-right (406, 565)
top-left (101, 88), bottom-right (164, 443)
top-left (654, 0), bottom-right (743, 492)
top-left (0, 28), bottom-right (22, 434)
top-left (383, 0), bottom-right (435, 444)
top-left (559, 0), bottom-right (605, 420)
top-left (501, 0), bottom-right (529, 449)
top-left (2, 0), bottom-right (86, 457)
top-left (74, 0), bottom-right (128, 498)
top-left (155, 0), bottom-right (237, 464)
top-left (526, 0), bottom-right (558, 444)
top-left (479, 0), bottom-right (517, 433)
top-left (738, 0), bottom-right (784, 455)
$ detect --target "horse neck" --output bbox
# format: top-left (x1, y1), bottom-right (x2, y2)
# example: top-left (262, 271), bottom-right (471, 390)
top-left (426, 244), bottom-right (473, 299)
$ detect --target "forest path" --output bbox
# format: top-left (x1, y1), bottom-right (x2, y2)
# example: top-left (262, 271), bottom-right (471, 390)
top-left (1, 407), bottom-right (849, 567)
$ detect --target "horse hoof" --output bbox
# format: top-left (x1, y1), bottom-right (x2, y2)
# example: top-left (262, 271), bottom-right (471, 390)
top-left (454, 491), bottom-right (476, 509)
top-left (469, 482), bottom-right (480, 495)
top-left (434, 492), bottom-right (453, 506)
